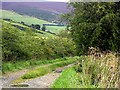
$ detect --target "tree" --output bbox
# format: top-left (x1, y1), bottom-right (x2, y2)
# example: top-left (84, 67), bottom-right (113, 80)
top-left (21, 21), bottom-right (25, 25)
top-left (67, 2), bottom-right (120, 55)
top-left (35, 24), bottom-right (41, 30)
top-left (42, 25), bottom-right (46, 31)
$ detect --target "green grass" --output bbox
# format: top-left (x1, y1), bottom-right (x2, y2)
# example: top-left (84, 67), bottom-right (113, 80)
top-left (2, 57), bottom-right (74, 74)
top-left (46, 26), bottom-right (66, 34)
top-left (21, 56), bottom-right (79, 79)
top-left (52, 67), bottom-right (96, 88)
top-left (12, 56), bottom-right (79, 84)
top-left (1, 10), bottom-right (52, 25)
top-left (4, 20), bottom-right (27, 28)
top-left (3, 20), bottom-right (53, 36)
top-left (52, 67), bottom-right (80, 88)
top-left (1, 10), bottom-right (66, 34)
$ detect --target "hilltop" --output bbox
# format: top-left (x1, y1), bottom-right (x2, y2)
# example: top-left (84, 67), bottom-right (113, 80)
top-left (2, 2), bottom-right (71, 22)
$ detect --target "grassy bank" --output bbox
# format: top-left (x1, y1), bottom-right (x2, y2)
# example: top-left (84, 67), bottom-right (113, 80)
top-left (22, 56), bottom-right (79, 79)
top-left (52, 53), bottom-right (119, 88)
top-left (2, 57), bottom-right (73, 74)
top-left (52, 67), bottom-right (97, 88)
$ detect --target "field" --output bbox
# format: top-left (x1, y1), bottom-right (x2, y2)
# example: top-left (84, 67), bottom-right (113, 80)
top-left (1, 10), bottom-right (66, 34)
top-left (46, 26), bottom-right (66, 34)
top-left (1, 10), bottom-right (51, 25)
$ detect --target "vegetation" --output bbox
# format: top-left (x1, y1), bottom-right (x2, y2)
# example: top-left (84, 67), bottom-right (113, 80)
top-left (65, 2), bottom-right (120, 55)
top-left (2, 2), bottom-right (120, 89)
top-left (52, 2), bottom-right (120, 88)
top-left (42, 25), bottom-right (46, 31)
top-left (75, 53), bottom-right (119, 88)
top-left (46, 26), bottom-right (66, 34)
top-left (12, 57), bottom-right (79, 83)
top-left (5, 6), bottom-right (58, 22)
top-left (2, 57), bottom-right (72, 73)
top-left (21, 56), bottom-right (79, 79)
top-left (2, 21), bottom-right (76, 62)
top-left (52, 67), bottom-right (80, 88)
top-left (52, 53), bottom-right (119, 88)
top-left (1, 10), bottom-right (51, 25)
top-left (1, 10), bottom-right (66, 34)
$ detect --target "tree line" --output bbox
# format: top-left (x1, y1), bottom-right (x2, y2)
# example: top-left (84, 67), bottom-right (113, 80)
top-left (64, 2), bottom-right (120, 55)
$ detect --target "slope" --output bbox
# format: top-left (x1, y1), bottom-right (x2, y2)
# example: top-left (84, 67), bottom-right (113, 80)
top-left (1, 10), bottom-right (66, 34)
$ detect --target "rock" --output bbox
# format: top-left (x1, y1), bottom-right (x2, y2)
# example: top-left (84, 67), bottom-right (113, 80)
top-left (55, 68), bottom-right (63, 73)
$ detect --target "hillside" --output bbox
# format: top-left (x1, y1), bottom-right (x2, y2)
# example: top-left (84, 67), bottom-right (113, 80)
top-left (1, 10), bottom-right (66, 34)
top-left (2, 2), bottom-right (71, 22)
top-left (2, 2), bottom-right (70, 14)
top-left (1, 10), bottom-right (52, 25)
top-left (2, 2), bottom-right (119, 89)
top-left (2, 20), bottom-right (75, 61)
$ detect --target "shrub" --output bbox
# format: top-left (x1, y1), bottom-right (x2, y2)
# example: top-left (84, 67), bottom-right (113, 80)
top-left (2, 22), bottom-right (76, 61)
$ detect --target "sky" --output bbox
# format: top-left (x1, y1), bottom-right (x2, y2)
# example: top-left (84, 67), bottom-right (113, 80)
top-left (1, 0), bottom-right (69, 2)
top-left (47, 0), bottom-right (69, 2)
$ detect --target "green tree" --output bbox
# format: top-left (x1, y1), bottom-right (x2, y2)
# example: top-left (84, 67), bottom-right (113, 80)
top-left (42, 25), bottom-right (46, 31)
top-left (67, 2), bottom-right (120, 55)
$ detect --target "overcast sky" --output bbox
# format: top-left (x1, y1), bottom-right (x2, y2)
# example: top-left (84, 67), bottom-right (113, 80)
top-left (1, 0), bottom-right (69, 2)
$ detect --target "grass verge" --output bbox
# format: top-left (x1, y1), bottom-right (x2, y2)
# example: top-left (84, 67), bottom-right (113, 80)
top-left (52, 67), bottom-right (80, 88)
top-left (12, 56), bottom-right (79, 84)
top-left (2, 57), bottom-right (75, 74)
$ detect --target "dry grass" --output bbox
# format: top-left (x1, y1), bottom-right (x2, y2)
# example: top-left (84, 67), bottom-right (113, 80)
top-left (76, 48), bottom-right (119, 88)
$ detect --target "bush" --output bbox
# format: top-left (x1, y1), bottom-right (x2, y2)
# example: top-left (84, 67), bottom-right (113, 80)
top-left (2, 22), bottom-right (76, 61)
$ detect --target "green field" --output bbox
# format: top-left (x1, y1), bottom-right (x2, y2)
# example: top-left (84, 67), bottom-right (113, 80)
top-left (3, 20), bottom-right (54, 37)
top-left (46, 26), bottom-right (66, 34)
top-left (1, 10), bottom-right (51, 25)
top-left (1, 10), bottom-right (66, 34)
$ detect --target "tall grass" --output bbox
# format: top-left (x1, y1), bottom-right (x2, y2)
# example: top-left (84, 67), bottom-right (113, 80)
top-left (75, 53), bottom-right (119, 88)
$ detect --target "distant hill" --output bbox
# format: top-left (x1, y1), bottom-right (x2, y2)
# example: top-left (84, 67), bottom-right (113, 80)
top-left (1, 10), bottom-right (66, 34)
top-left (1, 10), bottom-right (52, 25)
top-left (2, 2), bottom-right (71, 22)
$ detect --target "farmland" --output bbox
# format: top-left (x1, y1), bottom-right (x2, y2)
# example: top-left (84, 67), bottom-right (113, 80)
top-left (1, 10), bottom-right (66, 34)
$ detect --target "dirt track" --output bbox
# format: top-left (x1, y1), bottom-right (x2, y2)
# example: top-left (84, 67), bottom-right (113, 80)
top-left (2, 63), bottom-right (74, 88)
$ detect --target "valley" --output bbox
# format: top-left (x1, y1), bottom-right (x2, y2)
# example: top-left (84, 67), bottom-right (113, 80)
top-left (1, 1), bottom-right (119, 89)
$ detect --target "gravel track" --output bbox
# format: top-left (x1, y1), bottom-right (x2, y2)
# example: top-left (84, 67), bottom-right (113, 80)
top-left (2, 63), bottom-right (74, 88)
